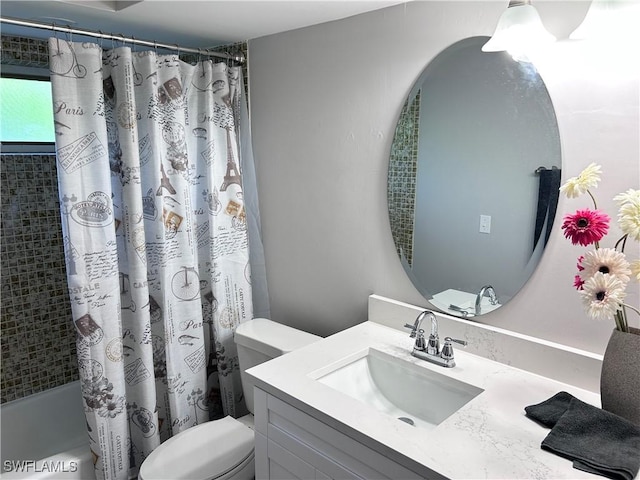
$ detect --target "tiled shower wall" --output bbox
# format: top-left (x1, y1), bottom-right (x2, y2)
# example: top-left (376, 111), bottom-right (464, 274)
top-left (1, 33), bottom-right (249, 404)
top-left (387, 91), bottom-right (421, 266)
top-left (1, 154), bottom-right (78, 403)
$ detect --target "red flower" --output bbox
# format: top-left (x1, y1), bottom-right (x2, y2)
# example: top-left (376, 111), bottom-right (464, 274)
top-left (561, 209), bottom-right (610, 246)
top-left (576, 255), bottom-right (585, 271)
top-left (574, 274), bottom-right (585, 290)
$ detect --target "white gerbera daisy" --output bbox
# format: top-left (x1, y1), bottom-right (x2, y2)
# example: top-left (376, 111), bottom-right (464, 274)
top-left (618, 197), bottom-right (640, 242)
top-left (560, 163), bottom-right (602, 198)
top-left (580, 272), bottom-right (626, 321)
top-left (580, 248), bottom-right (631, 285)
top-left (613, 188), bottom-right (640, 206)
top-left (630, 260), bottom-right (640, 282)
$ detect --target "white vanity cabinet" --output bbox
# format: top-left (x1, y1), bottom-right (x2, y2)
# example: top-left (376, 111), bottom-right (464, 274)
top-left (253, 387), bottom-right (429, 480)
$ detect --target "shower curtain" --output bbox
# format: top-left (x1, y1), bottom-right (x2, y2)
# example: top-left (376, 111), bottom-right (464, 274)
top-left (48, 38), bottom-right (259, 480)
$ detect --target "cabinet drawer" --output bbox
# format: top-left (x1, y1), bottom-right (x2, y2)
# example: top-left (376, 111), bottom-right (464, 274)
top-left (268, 422), bottom-right (363, 479)
top-left (263, 390), bottom-right (424, 479)
top-left (268, 437), bottom-right (316, 480)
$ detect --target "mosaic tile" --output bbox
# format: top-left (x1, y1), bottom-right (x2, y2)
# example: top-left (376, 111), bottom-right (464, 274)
top-left (388, 91), bottom-right (421, 266)
top-left (0, 153), bottom-right (76, 403)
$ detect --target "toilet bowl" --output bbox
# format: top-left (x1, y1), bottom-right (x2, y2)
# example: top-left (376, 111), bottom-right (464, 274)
top-left (138, 318), bottom-right (321, 480)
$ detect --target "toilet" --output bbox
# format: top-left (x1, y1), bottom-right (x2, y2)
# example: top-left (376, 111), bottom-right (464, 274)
top-left (138, 318), bottom-right (321, 480)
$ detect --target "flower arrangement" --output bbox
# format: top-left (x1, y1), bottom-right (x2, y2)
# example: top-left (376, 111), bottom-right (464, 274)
top-left (560, 163), bottom-right (640, 333)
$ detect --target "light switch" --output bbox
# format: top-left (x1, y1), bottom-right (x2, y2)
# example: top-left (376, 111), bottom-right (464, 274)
top-left (479, 215), bottom-right (491, 234)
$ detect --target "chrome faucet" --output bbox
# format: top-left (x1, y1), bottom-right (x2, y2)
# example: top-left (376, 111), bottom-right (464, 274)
top-left (404, 310), bottom-right (467, 368)
top-left (475, 285), bottom-right (498, 316)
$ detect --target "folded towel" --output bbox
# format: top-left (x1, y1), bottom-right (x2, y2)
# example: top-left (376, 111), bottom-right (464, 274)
top-left (525, 391), bottom-right (574, 427)
top-left (525, 392), bottom-right (640, 480)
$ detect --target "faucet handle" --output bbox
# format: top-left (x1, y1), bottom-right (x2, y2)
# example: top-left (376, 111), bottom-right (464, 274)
top-left (404, 323), bottom-right (417, 338)
top-left (441, 337), bottom-right (467, 361)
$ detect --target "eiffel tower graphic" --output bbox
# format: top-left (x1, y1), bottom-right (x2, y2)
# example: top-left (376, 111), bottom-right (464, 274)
top-left (156, 163), bottom-right (176, 196)
top-left (64, 237), bottom-right (80, 276)
top-left (220, 128), bottom-right (242, 192)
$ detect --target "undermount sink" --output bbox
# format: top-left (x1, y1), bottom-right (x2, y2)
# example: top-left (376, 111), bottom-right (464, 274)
top-left (312, 348), bottom-right (483, 431)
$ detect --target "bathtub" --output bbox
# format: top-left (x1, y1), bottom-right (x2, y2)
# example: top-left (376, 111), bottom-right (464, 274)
top-left (1, 381), bottom-right (94, 479)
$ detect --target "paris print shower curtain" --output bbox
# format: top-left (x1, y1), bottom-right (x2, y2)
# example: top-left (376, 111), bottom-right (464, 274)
top-left (49, 38), bottom-right (254, 480)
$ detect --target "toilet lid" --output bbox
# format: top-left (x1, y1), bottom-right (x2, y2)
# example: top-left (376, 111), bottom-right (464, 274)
top-left (139, 416), bottom-right (254, 480)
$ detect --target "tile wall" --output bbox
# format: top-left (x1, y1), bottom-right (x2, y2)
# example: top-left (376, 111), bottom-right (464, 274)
top-left (387, 91), bottom-right (421, 266)
top-left (1, 153), bottom-right (77, 403)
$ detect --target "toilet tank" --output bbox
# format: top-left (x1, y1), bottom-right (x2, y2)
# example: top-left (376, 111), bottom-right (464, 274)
top-left (234, 318), bottom-right (321, 413)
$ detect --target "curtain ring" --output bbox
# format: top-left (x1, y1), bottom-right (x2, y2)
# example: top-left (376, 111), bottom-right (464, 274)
top-left (52, 22), bottom-right (61, 52)
top-left (198, 48), bottom-right (206, 73)
top-left (153, 40), bottom-right (158, 55)
top-left (65, 24), bottom-right (72, 43)
top-left (97, 30), bottom-right (104, 49)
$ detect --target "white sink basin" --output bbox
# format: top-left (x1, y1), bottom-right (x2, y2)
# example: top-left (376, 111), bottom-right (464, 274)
top-left (313, 348), bottom-right (483, 431)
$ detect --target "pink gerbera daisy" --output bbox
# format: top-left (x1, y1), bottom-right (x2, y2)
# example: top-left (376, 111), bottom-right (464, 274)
top-left (561, 209), bottom-right (610, 246)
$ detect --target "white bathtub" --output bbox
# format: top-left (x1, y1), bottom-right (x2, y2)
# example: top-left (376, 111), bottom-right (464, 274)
top-left (1, 381), bottom-right (94, 479)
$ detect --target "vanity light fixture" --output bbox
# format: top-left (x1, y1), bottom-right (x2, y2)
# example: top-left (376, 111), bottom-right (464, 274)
top-left (570, 0), bottom-right (640, 41)
top-left (482, 0), bottom-right (556, 62)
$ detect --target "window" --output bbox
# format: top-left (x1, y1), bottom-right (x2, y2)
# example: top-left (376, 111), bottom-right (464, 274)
top-left (1, 73), bottom-right (55, 152)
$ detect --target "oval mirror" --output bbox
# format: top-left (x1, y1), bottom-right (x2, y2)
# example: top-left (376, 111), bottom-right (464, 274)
top-left (388, 36), bottom-right (561, 318)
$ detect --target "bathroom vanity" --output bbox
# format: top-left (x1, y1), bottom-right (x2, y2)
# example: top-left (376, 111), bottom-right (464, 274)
top-left (246, 295), bottom-right (604, 479)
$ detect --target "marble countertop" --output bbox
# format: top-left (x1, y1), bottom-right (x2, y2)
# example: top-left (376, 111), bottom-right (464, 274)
top-left (246, 320), bottom-right (606, 479)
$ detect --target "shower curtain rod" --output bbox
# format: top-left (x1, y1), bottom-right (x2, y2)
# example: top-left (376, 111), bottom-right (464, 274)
top-left (0, 16), bottom-right (245, 64)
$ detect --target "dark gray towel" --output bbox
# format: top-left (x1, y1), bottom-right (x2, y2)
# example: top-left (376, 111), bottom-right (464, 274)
top-left (525, 392), bottom-right (640, 480)
top-left (532, 167), bottom-right (561, 252)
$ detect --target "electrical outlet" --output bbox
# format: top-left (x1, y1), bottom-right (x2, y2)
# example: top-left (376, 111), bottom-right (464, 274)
top-left (479, 214), bottom-right (491, 234)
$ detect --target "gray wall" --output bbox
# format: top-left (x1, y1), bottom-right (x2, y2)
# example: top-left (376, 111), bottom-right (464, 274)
top-left (248, 1), bottom-right (640, 354)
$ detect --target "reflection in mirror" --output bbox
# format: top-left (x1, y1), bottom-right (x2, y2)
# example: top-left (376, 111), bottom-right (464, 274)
top-left (388, 36), bottom-right (561, 318)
